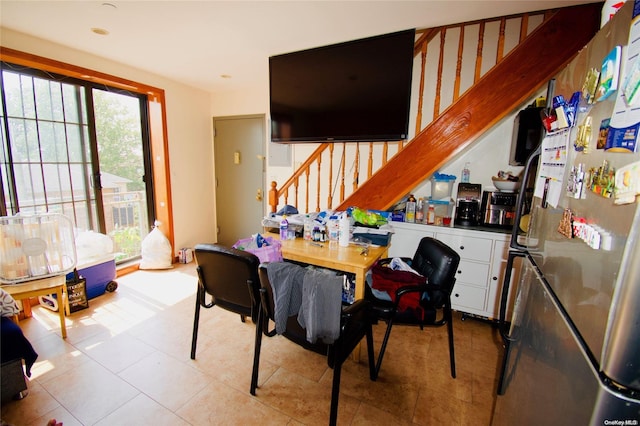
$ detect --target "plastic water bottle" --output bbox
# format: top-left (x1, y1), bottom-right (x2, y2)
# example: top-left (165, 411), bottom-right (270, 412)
top-left (339, 213), bottom-right (350, 247)
top-left (415, 197), bottom-right (424, 223)
top-left (303, 215), bottom-right (313, 240)
top-left (279, 215), bottom-right (289, 240)
top-left (462, 162), bottom-right (471, 183)
top-left (327, 216), bottom-right (340, 248)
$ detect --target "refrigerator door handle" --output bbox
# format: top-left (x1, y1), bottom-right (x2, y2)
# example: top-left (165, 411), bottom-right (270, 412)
top-left (510, 144), bottom-right (541, 250)
top-left (497, 250), bottom-right (527, 395)
top-left (510, 78), bottom-right (554, 251)
top-left (498, 250), bottom-right (527, 340)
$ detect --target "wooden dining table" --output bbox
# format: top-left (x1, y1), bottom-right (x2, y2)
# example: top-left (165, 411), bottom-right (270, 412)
top-left (269, 233), bottom-right (388, 302)
top-left (268, 233), bottom-right (389, 360)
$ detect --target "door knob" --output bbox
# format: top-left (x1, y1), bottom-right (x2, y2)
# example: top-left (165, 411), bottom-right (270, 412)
top-left (256, 189), bottom-right (263, 201)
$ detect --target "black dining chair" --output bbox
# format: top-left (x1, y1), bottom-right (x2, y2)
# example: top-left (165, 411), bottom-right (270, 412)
top-left (365, 236), bottom-right (460, 379)
top-left (190, 243), bottom-right (261, 363)
top-left (251, 263), bottom-right (376, 426)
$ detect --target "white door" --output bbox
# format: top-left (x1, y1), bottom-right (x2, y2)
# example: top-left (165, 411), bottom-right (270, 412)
top-left (213, 115), bottom-right (265, 246)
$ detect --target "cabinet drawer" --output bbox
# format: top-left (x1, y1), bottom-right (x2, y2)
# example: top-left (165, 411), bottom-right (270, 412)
top-left (388, 226), bottom-right (435, 258)
top-left (451, 283), bottom-right (486, 311)
top-left (436, 233), bottom-right (492, 262)
top-left (455, 260), bottom-right (490, 287)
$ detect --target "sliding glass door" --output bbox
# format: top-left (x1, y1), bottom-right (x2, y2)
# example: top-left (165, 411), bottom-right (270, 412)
top-left (0, 63), bottom-right (154, 263)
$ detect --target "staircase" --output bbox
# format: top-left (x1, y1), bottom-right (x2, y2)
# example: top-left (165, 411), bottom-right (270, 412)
top-left (269, 3), bottom-right (602, 213)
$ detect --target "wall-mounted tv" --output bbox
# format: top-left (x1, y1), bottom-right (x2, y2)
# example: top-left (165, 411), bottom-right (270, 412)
top-left (269, 29), bottom-right (416, 143)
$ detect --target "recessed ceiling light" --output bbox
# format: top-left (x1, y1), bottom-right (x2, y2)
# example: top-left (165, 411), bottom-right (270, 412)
top-left (220, 74), bottom-right (232, 79)
top-left (91, 27), bottom-right (110, 36)
top-left (102, 2), bottom-right (117, 9)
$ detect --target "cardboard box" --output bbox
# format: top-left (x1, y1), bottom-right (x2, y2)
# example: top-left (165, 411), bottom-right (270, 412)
top-left (179, 248), bottom-right (193, 264)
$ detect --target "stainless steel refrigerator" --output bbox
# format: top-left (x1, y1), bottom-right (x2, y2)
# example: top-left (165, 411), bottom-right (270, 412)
top-left (493, 2), bottom-right (640, 424)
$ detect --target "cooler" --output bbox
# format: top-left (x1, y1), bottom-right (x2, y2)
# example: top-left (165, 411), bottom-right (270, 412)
top-left (70, 254), bottom-right (118, 300)
top-left (38, 254), bottom-right (117, 312)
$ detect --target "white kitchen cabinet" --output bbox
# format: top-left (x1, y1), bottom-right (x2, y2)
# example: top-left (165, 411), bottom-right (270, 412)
top-left (487, 239), bottom-right (522, 320)
top-left (387, 226), bottom-right (435, 258)
top-left (387, 221), bottom-right (517, 319)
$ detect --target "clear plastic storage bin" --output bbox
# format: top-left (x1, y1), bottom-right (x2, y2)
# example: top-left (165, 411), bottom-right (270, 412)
top-left (0, 213), bottom-right (76, 284)
top-left (430, 175), bottom-right (457, 200)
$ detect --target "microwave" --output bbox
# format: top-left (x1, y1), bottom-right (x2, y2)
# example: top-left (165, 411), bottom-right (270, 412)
top-left (509, 106), bottom-right (543, 166)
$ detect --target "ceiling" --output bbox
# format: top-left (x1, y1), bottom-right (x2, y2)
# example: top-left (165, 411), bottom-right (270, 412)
top-left (0, 1), bottom-right (601, 94)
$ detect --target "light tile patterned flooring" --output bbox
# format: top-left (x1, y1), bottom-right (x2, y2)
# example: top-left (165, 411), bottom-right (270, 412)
top-left (1, 263), bottom-right (504, 425)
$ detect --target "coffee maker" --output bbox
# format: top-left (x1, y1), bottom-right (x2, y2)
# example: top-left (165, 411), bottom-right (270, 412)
top-left (480, 190), bottom-right (518, 228)
top-left (454, 183), bottom-right (482, 226)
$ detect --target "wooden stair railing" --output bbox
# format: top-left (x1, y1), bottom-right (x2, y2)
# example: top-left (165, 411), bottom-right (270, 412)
top-left (339, 3), bottom-right (601, 211)
top-left (269, 3), bottom-right (602, 214)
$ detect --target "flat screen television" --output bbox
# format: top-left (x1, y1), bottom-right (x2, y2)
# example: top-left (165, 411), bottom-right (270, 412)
top-left (269, 29), bottom-right (416, 143)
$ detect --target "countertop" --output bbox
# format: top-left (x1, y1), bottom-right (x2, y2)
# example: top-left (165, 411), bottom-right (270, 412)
top-left (389, 220), bottom-right (522, 236)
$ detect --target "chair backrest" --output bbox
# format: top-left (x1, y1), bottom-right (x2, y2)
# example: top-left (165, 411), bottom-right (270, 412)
top-left (411, 237), bottom-right (461, 305)
top-left (194, 243), bottom-right (261, 321)
top-left (257, 264), bottom-right (277, 323)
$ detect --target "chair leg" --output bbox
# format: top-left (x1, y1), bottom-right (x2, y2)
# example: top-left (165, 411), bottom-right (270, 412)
top-left (329, 361), bottom-right (342, 426)
top-left (445, 304), bottom-right (456, 378)
top-left (250, 306), bottom-right (263, 395)
top-left (190, 297), bottom-right (201, 360)
top-left (366, 325), bottom-right (377, 381)
top-left (374, 317), bottom-right (395, 378)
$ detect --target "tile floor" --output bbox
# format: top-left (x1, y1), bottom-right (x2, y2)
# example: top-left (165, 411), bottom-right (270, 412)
top-left (1, 263), bottom-right (504, 425)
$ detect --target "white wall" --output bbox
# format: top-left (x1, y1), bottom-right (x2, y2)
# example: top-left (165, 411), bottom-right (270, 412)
top-left (1, 28), bottom-right (216, 253)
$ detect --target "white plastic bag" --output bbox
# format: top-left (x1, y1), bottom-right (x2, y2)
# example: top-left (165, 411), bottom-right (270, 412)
top-left (75, 230), bottom-right (114, 264)
top-left (139, 222), bottom-right (172, 270)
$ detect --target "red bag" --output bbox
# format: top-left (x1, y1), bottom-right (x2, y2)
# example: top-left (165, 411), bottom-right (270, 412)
top-left (370, 262), bottom-right (426, 315)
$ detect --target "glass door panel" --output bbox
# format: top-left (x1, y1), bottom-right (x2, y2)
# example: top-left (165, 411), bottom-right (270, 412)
top-left (92, 89), bottom-right (149, 262)
top-left (1, 65), bottom-right (154, 264)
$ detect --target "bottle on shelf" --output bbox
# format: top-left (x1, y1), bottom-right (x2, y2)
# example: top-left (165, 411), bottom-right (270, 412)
top-left (461, 162), bottom-right (471, 183)
top-left (415, 197), bottom-right (424, 223)
top-left (427, 203), bottom-right (436, 224)
top-left (279, 215), bottom-right (289, 240)
top-left (405, 194), bottom-right (416, 223)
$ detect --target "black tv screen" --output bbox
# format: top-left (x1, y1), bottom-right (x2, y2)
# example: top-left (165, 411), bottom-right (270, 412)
top-left (269, 29), bottom-right (415, 143)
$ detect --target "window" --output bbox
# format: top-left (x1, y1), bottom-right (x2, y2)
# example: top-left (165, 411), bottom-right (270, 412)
top-left (0, 50), bottom-right (171, 265)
